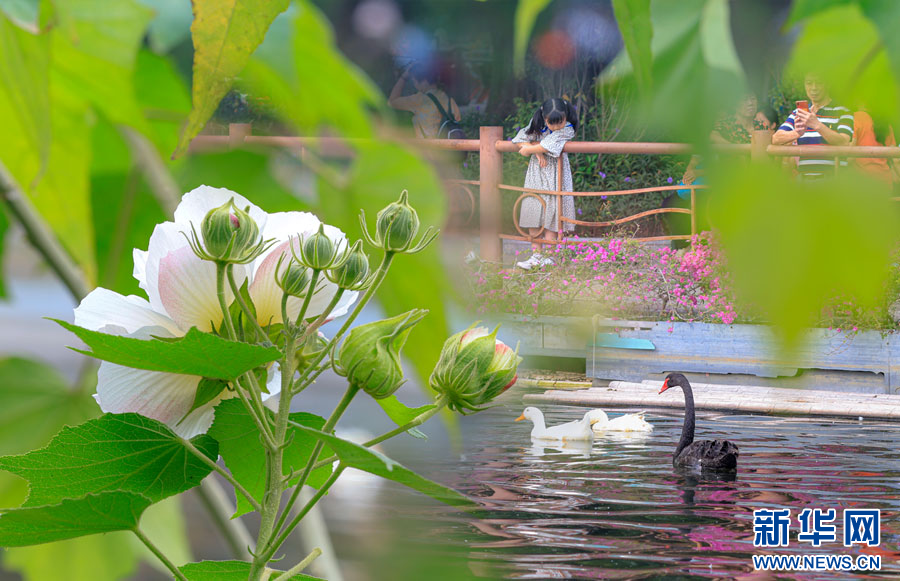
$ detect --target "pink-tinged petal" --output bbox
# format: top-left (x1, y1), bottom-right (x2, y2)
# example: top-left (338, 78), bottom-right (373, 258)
top-left (460, 326), bottom-right (490, 347)
top-left (249, 239), bottom-right (298, 325)
top-left (142, 221), bottom-right (192, 314)
top-left (294, 277), bottom-right (356, 320)
top-left (251, 211), bottom-right (321, 278)
top-left (158, 246), bottom-right (246, 332)
top-left (174, 185), bottom-right (267, 236)
top-left (95, 363), bottom-right (233, 438)
top-left (74, 288), bottom-right (181, 337)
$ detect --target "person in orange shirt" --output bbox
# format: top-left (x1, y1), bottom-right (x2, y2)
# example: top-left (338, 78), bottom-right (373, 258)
top-left (852, 110), bottom-right (897, 183)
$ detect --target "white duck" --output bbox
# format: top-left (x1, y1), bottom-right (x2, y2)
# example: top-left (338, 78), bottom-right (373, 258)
top-left (586, 409), bottom-right (653, 433)
top-left (515, 407), bottom-right (594, 441)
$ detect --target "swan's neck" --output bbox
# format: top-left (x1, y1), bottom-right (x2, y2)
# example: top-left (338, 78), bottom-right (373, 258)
top-left (675, 384), bottom-right (696, 458)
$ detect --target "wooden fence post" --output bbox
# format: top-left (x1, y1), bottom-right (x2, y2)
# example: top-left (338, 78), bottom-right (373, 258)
top-left (751, 129), bottom-right (772, 162)
top-left (229, 123), bottom-right (252, 148)
top-left (479, 126), bottom-right (503, 261)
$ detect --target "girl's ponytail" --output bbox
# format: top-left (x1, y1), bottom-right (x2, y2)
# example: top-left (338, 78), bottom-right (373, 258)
top-left (564, 100), bottom-right (579, 133)
top-left (525, 107), bottom-right (546, 138)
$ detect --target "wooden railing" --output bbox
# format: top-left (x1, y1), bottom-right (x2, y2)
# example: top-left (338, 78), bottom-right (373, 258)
top-left (191, 125), bottom-right (900, 262)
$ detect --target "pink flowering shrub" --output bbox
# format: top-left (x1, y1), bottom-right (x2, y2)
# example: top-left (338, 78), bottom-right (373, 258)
top-left (466, 233), bottom-right (739, 324)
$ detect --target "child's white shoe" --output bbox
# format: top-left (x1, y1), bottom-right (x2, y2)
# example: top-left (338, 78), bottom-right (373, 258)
top-left (539, 255), bottom-right (555, 267)
top-left (516, 253), bottom-right (544, 270)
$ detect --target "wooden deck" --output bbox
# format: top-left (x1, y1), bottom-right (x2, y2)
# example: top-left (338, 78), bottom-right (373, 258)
top-left (522, 379), bottom-right (900, 420)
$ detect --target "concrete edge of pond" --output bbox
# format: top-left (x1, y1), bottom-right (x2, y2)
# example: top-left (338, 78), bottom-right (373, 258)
top-left (522, 379), bottom-right (900, 420)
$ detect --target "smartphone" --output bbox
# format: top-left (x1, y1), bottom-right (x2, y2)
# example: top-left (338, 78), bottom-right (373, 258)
top-left (796, 100), bottom-right (809, 112)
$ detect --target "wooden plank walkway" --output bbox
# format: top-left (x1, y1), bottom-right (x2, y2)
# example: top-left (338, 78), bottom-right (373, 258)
top-left (522, 379), bottom-right (900, 420)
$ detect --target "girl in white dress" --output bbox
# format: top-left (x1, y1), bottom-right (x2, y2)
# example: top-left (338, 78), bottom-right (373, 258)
top-left (513, 98), bottom-right (578, 270)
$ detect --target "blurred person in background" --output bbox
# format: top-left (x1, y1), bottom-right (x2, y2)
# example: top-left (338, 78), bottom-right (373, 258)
top-left (388, 62), bottom-right (461, 138)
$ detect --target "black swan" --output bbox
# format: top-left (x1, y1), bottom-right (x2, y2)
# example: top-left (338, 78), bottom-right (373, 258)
top-left (659, 373), bottom-right (739, 471)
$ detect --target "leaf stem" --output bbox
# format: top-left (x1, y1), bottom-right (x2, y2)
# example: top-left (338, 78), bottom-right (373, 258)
top-left (280, 548), bottom-right (323, 579)
top-left (183, 438), bottom-right (262, 512)
top-left (132, 526), bottom-right (188, 581)
top-left (226, 263), bottom-right (269, 342)
top-left (294, 269), bottom-right (321, 327)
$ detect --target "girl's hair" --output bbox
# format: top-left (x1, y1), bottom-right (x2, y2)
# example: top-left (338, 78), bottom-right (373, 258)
top-left (524, 98), bottom-right (578, 138)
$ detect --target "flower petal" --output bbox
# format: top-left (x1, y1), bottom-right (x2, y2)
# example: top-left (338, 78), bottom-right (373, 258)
top-left (74, 288), bottom-right (181, 337)
top-left (142, 221), bottom-right (192, 315)
top-left (158, 245), bottom-right (246, 332)
top-left (95, 363), bottom-right (232, 438)
top-left (174, 185), bottom-right (267, 236)
top-left (248, 239), bottom-right (296, 326)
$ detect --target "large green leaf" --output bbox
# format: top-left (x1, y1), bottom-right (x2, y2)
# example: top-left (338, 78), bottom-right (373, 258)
top-left (0, 491), bottom-right (151, 546)
top-left (240, 0), bottom-right (380, 138)
top-left (0, 413), bottom-right (217, 507)
top-left (377, 396), bottom-right (435, 426)
top-left (292, 425), bottom-right (473, 508)
top-left (179, 560), bottom-right (323, 580)
top-left (611, 0), bottom-right (652, 97)
top-left (709, 162), bottom-right (898, 347)
top-left (208, 399), bottom-right (332, 516)
top-left (4, 530), bottom-right (137, 580)
top-left (173, 0), bottom-right (291, 156)
top-left (54, 321), bottom-right (282, 379)
top-left (513, 0), bottom-right (553, 76)
top-left (51, 0), bottom-right (151, 134)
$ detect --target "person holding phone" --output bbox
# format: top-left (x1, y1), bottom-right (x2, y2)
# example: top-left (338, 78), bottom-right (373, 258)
top-left (772, 72), bottom-right (854, 180)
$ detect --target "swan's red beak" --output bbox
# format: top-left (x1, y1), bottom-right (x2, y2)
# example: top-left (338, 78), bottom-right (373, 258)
top-left (659, 379), bottom-right (670, 394)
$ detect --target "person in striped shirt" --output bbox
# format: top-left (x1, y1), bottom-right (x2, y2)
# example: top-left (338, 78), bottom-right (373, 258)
top-left (772, 73), bottom-right (854, 179)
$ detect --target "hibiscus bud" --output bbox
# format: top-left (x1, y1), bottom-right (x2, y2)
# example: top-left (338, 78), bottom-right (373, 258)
top-left (429, 324), bottom-right (521, 414)
top-left (300, 224), bottom-right (345, 270)
top-left (201, 197), bottom-right (260, 262)
top-left (375, 190), bottom-right (420, 252)
top-left (336, 309), bottom-right (428, 399)
top-left (326, 240), bottom-right (370, 290)
top-left (276, 258), bottom-right (312, 298)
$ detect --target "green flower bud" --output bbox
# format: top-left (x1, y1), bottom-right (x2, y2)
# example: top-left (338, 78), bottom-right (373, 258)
top-left (337, 309), bottom-right (428, 399)
top-left (326, 240), bottom-right (370, 290)
top-left (276, 258), bottom-right (312, 298)
top-left (429, 324), bottom-right (522, 414)
top-left (375, 190), bottom-right (420, 252)
top-left (200, 198), bottom-right (260, 262)
top-left (300, 224), bottom-right (345, 270)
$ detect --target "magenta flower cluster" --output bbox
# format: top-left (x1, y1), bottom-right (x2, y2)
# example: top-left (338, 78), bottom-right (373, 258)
top-left (467, 233), bottom-right (737, 324)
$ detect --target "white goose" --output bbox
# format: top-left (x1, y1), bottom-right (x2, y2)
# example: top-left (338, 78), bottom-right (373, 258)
top-left (586, 409), bottom-right (653, 433)
top-left (515, 407), bottom-right (594, 441)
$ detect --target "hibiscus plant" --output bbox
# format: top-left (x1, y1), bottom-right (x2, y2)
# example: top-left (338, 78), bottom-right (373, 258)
top-left (0, 186), bottom-right (521, 580)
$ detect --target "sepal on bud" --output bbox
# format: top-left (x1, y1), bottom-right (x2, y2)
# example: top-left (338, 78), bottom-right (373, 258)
top-left (360, 190), bottom-right (439, 254)
top-left (275, 255), bottom-right (312, 298)
top-left (326, 240), bottom-right (372, 290)
top-left (297, 224), bottom-right (349, 270)
top-left (429, 323), bottom-right (522, 414)
top-left (335, 309), bottom-right (428, 399)
top-left (186, 197), bottom-right (271, 264)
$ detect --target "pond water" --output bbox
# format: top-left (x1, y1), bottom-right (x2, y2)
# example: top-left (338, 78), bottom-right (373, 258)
top-left (329, 403), bottom-right (900, 580)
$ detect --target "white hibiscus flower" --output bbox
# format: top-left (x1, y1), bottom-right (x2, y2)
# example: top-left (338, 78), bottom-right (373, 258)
top-left (73, 185), bottom-right (358, 437)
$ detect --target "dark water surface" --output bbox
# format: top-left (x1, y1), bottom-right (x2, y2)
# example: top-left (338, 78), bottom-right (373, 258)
top-left (329, 403), bottom-right (900, 580)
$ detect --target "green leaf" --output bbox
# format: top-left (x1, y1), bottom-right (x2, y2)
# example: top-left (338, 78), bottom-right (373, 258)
top-left (209, 399), bottom-right (332, 517)
top-left (292, 426), bottom-right (474, 508)
top-left (0, 413), bottom-right (218, 507)
top-left (4, 531), bottom-right (138, 581)
top-left (240, 1), bottom-right (380, 138)
top-left (180, 379), bottom-right (229, 426)
top-left (51, 0), bottom-right (153, 132)
top-left (377, 396), bottom-right (434, 439)
top-left (0, 0), bottom-right (40, 32)
top-left (709, 162), bottom-right (898, 347)
top-left (785, 0), bottom-right (849, 28)
top-left (513, 0), bottom-right (553, 76)
top-left (179, 560), bottom-right (323, 580)
top-left (0, 491), bottom-right (152, 547)
top-left (54, 321), bottom-right (282, 379)
top-left (174, 0), bottom-right (291, 156)
top-left (611, 0), bottom-right (652, 97)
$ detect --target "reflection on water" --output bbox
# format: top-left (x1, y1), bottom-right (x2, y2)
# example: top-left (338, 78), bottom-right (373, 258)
top-left (328, 404), bottom-right (900, 580)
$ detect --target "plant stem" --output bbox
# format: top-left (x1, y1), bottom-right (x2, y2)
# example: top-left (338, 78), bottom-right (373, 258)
top-left (307, 396), bottom-right (449, 470)
top-left (226, 263), bottom-right (269, 341)
top-left (195, 478), bottom-right (253, 560)
top-left (268, 465), bottom-right (346, 560)
top-left (280, 548), bottom-right (323, 579)
top-left (132, 526), bottom-right (188, 581)
top-left (297, 288), bottom-right (344, 345)
top-left (294, 269), bottom-right (321, 327)
top-left (293, 252), bottom-right (394, 392)
top-left (270, 384), bottom-right (359, 545)
top-left (0, 161), bottom-right (89, 301)
top-left (183, 438), bottom-right (261, 512)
